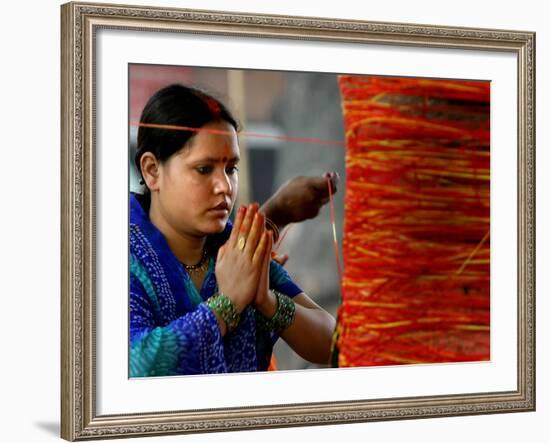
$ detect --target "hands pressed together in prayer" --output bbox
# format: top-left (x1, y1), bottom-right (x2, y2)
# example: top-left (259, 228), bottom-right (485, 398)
top-left (213, 172), bottom-right (339, 340)
top-left (215, 203), bottom-right (275, 325)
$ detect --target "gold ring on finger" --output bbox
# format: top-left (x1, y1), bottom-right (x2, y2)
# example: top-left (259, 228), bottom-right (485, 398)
top-left (237, 236), bottom-right (246, 251)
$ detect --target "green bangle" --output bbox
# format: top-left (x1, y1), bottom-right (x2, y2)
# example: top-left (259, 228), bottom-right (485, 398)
top-left (255, 290), bottom-right (296, 333)
top-left (206, 293), bottom-right (240, 332)
top-left (255, 310), bottom-right (271, 332)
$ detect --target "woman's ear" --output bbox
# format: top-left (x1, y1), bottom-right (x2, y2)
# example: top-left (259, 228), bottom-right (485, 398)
top-left (140, 152), bottom-right (161, 191)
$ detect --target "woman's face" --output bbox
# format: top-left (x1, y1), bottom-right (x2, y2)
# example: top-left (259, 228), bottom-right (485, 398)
top-left (156, 120), bottom-right (240, 238)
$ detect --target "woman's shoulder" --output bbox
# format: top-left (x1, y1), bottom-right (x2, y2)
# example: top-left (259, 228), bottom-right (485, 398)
top-left (129, 193), bottom-right (170, 264)
top-left (130, 192), bottom-right (149, 225)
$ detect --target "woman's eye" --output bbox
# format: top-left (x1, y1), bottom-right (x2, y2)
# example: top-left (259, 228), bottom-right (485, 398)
top-left (196, 165), bottom-right (213, 174)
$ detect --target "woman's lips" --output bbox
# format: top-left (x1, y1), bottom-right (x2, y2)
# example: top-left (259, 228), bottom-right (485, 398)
top-left (208, 202), bottom-right (230, 216)
top-left (209, 208), bottom-right (229, 214)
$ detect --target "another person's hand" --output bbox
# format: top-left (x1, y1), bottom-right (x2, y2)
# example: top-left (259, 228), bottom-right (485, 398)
top-left (260, 171), bottom-right (339, 231)
top-left (215, 203), bottom-right (267, 314)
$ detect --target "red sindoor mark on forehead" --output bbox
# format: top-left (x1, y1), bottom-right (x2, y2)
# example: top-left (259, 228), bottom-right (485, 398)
top-left (196, 156), bottom-right (240, 163)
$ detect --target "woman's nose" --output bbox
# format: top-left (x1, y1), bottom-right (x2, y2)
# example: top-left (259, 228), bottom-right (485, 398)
top-left (214, 170), bottom-right (232, 194)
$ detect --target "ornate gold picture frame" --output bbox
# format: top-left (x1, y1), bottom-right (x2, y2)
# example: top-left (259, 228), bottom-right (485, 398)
top-left (61, 1), bottom-right (535, 440)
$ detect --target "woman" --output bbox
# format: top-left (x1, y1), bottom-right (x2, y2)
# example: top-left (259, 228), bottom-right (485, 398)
top-left (130, 84), bottom-right (337, 376)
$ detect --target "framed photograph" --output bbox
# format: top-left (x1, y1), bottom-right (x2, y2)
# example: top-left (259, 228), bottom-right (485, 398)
top-left (61, 1), bottom-right (535, 440)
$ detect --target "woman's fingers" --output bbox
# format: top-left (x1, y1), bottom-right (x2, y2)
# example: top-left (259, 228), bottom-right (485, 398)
top-left (228, 205), bottom-right (246, 247)
top-left (239, 203), bottom-right (258, 244)
top-left (264, 231), bottom-right (273, 269)
top-left (253, 231), bottom-right (268, 265)
top-left (262, 233), bottom-right (273, 288)
top-left (252, 231), bottom-right (271, 308)
top-left (245, 211), bottom-right (265, 256)
top-left (229, 202), bottom-right (256, 248)
top-left (258, 230), bottom-right (273, 269)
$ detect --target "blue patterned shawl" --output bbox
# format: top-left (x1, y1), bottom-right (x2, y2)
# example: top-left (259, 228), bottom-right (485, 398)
top-left (129, 193), bottom-right (303, 376)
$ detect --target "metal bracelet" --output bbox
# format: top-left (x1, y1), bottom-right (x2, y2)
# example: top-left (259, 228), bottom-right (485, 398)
top-left (264, 217), bottom-right (280, 244)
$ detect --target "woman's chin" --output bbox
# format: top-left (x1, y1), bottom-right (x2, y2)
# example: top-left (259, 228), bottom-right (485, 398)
top-left (196, 210), bottom-right (230, 235)
top-left (202, 218), bottom-right (228, 234)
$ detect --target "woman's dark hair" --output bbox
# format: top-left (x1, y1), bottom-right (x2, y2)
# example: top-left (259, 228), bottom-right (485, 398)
top-left (135, 84), bottom-right (239, 201)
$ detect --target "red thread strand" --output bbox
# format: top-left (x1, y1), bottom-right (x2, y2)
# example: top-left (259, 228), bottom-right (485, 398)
top-left (328, 176), bottom-right (344, 296)
top-left (132, 122), bottom-right (345, 147)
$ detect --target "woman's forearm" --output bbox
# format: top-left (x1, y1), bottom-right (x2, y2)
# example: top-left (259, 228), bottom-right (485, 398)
top-left (280, 301), bottom-right (336, 365)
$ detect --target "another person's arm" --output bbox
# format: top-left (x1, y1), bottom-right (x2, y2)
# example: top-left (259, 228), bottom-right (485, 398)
top-left (260, 172), bottom-right (339, 234)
